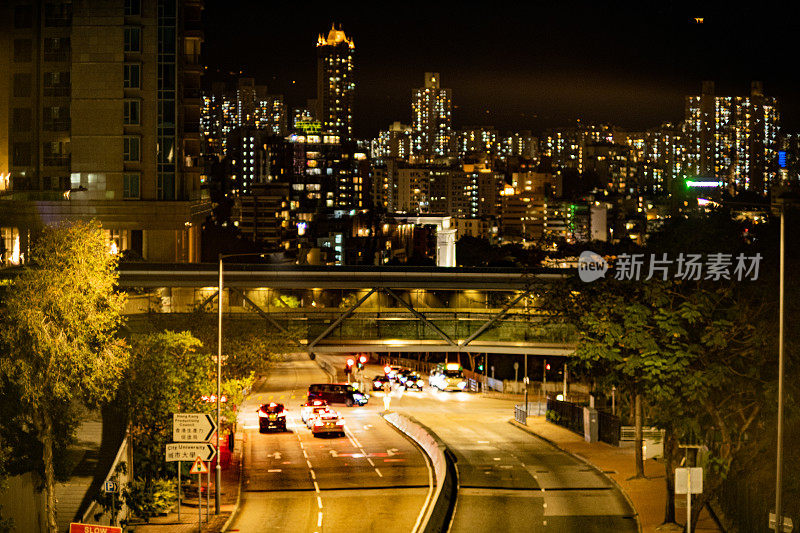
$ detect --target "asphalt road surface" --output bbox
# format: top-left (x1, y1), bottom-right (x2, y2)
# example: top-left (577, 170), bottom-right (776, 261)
top-left (228, 354), bottom-right (431, 533)
top-left (385, 370), bottom-right (638, 532)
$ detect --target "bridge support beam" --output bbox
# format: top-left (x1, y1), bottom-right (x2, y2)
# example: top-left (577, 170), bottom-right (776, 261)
top-left (228, 287), bottom-right (295, 340)
top-left (462, 288), bottom-right (533, 347)
top-left (383, 288), bottom-right (457, 346)
top-left (308, 288), bottom-right (377, 350)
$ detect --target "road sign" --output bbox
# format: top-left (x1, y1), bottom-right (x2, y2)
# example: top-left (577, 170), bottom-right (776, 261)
top-left (173, 413), bottom-right (216, 442)
top-left (102, 480), bottom-right (119, 493)
top-left (69, 524), bottom-right (122, 533)
top-left (675, 467), bottom-right (703, 494)
top-left (166, 443), bottom-right (217, 462)
top-left (770, 512), bottom-right (794, 532)
top-left (190, 456), bottom-right (209, 474)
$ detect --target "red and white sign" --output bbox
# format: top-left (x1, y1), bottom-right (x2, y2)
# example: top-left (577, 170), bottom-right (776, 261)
top-left (190, 456), bottom-right (209, 474)
top-left (69, 524), bottom-right (122, 533)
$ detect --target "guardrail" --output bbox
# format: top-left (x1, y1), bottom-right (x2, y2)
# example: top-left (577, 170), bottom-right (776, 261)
top-left (514, 402), bottom-right (547, 424)
top-left (383, 412), bottom-right (458, 533)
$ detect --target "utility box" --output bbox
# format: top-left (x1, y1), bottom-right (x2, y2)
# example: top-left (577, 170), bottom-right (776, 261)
top-left (583, 407), bottom-right (598, 443)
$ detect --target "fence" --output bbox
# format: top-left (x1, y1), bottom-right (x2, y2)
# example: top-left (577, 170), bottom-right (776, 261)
top-left (597, 410), bottom-right (621, 447)
top-left (545, 397), bottom-right (621, 446)
top-left (514, 402), bottom-right (547, 424)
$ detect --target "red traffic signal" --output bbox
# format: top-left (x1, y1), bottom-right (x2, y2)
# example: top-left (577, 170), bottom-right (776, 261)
top-left (346, 358), bottom-right (355, 367)
top-left (359, 355), bottom-right (368, 364)
top-left (545, 363), bottom-right (551, 370)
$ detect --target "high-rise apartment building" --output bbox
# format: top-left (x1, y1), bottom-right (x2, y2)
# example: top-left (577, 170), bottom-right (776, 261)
top-left (685, 81), bottom-right (779, 194)
top-left (0, 0), bottom-right (209, 263)
top-left (201, 77), bottom-right (286, 160)
top-left (315, 24), bottom-right (354, 141)
top-left (412, 72), bottom-right (454, 162)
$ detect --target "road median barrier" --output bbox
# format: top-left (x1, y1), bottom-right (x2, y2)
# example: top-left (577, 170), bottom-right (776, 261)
top-left (383, 412), bottom-right (458, 533)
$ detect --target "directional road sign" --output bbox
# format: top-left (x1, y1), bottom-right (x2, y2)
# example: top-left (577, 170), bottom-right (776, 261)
top-left (173, 413), bottom-right (216, 442)
top-left (166, 442), bottom-right (217, 462)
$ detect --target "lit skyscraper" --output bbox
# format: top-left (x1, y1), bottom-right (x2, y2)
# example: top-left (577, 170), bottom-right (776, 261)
top-left (315, 24), bottom-right (354, 141)
top-left (685, 81), bottom-right (779, 194)
top-left (412, 72), bottom-right (454, 161)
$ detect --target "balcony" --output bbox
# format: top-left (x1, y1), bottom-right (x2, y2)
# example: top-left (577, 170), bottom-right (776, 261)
top-left (43, 154), bottom-right (71, 167)
top-left (44, 51), bottom-right (70, 62)
top-left (43, 119), bottom-right (70, 132)
top-left (44, 86), bottom-right (70, 97)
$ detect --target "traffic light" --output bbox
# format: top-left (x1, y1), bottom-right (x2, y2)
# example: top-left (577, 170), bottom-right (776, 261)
top-left (477, 357), bottom-right (484, 372)
top-left (345, 358), bottom-right (355, 375)
top-left (545, 363), bottom-right (551, 371)
top-left (358, 354), bottom-right (367, 369)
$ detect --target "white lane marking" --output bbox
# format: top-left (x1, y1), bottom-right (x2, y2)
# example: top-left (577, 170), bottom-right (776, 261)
top-left (267, 469), bottom-right (281, 473)
top-left (478, 440), bottom-right (490, 444)
top-left (313, 481), bottom-right (320, 493)
top-left (366, 458), bottom-right (375, 467)
top-left (374, 468), bottom-right (383, 478)
top-left (493, 457), bottom-right (501, 461)
top-left (299, 442), bottom-right (304, 449)
top-left (310, 469), bottom-right (316, 480)
top-left (317, 512), bottom-right (323, 527)
top-left (387, 448), bottom-right (399, 456)
top-left (306, 460), bottom-right (313, 469)
top-left (302, 450), bottom-right (308, 458)
top-left (317, 496), bottom-right (323, 509)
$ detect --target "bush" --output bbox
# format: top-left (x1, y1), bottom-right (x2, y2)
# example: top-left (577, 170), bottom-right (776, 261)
top-left (124, 478), bottom-right (177, 523)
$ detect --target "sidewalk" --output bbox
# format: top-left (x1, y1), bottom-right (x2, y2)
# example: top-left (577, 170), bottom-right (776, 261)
top-left (129, 431), bottom-right (243, 533)
top-left (512, 416), bottom-right (722, 533)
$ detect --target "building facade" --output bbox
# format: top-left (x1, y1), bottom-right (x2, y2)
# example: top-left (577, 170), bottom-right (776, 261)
top-left (0, 0), bottom-right (209, 264)
top-left (411, 72), bottom-right (453, 162)
top-left (315, 24), bottom-right (354, 141)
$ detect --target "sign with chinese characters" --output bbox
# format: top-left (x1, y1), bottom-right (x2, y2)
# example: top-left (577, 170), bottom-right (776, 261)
top-left (165, 443), bottom-right (217, 462)
top-left (173, 413), bottom-right (216, 442)
top-left (579, 251), bottom-right (762, 283)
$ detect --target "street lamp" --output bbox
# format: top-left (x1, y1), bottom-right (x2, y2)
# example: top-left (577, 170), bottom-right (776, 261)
top-left (216, 252), bottom-right (265, 514)
top-left (771, 192), bottom-right (798, 532)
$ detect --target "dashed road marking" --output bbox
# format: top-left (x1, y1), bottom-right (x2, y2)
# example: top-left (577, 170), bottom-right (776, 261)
top-left (317, 512), bottom-right (323, 527)
top-left (317, 496), bottom-right (323, 509)
top-left (313, 481), bottom-right (320, 493)
top-left (374, 468), bottom-right (383, 478)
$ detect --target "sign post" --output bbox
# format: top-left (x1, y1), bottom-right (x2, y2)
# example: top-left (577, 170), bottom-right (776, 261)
top-left (190, 457), bottom-right (209, 533)
top-left (177, 461), bottom-right (181, 522)
top-left (675, 467), bottom-right (703, 533)
top-left (769, 512), bottom-right (794, 532)
top-left (102, 480), bottom-right (119, 526)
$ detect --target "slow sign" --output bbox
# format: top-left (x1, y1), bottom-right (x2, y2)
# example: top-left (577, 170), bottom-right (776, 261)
top-left (69, 524), bottom-right (122, 533)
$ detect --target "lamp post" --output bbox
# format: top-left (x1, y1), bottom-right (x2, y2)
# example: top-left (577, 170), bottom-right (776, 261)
top-left (771, 191), bottom-right (798, 533)
top-left (216, 252), bottom-right (264, 514)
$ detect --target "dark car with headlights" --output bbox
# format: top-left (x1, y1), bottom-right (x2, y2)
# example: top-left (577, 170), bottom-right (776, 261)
top-left (258, 402), bottom-right (287, 432)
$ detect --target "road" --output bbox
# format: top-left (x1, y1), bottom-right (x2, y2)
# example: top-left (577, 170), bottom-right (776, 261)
top-left (228, 354), bottom-right (431, 533)
top-left (353, 359), bottom-right (638, 532)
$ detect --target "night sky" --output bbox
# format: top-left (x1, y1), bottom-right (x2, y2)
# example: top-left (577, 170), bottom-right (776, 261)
top-left (202, 1), bottom-right (800, 139)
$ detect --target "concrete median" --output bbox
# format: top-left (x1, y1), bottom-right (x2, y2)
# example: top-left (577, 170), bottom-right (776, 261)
top-left (383, 412), bottom-right (458, 533)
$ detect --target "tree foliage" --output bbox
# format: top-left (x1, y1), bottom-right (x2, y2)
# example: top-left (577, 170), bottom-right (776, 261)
top-left (0, 221), bottom-right (129, 532)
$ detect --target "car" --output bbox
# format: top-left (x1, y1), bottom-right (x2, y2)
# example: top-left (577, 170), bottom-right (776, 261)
top-left (383, 365), bottom-right (404, 381)
top-left (300, 399), bottom-right (329, 426)
top-left (307, 383), bottom-right (368, 406)
top-left (402, 372), bottom-right (425, 391)
top-left (257, 402), bottom-right (287, 432)
top-left (372, 374), bottom-right (391, 391)
top-left (311, 409), bottom-right (346, 437)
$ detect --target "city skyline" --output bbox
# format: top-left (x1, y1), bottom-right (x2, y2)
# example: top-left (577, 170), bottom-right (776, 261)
top-left (203, 1), bottom-right (800, 138)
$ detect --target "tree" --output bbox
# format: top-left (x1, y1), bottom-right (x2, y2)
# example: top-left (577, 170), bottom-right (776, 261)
top-left (0, 221), bottom-right (128, 532)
